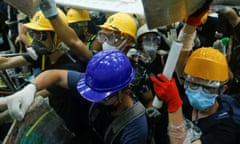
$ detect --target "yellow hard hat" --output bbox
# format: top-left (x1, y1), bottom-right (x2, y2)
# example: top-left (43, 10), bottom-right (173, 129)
top-left (24, 8), bottom-right (67, 31)
top-left (184, 47), bottom-right (228, 82)
top-left (67, 8), bottom-right (90, 23)
top-left (99, 12), bottom-right (137, 40)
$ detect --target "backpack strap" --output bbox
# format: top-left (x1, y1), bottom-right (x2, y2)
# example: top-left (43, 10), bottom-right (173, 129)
top-left (104, 101), bottom-right (146, 144)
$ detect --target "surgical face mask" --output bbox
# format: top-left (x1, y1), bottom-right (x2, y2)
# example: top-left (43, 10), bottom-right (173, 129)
top-left (185, 87), bottom-right (217, 111)
top-left (102, 39), bottom-right (127, 51)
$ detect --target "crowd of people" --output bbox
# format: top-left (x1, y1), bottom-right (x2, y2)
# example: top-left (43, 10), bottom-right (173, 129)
top-left (0, 0), bottom-right (240, 143)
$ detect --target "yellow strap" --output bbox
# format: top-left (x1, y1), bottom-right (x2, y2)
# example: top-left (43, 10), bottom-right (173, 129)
top-left (41, 55), bottom-right (45, 70)
top-left (25, 109), bottom-right (53, 137)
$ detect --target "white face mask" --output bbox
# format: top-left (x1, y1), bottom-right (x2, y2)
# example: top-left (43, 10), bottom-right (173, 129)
top-left (102, 39), bottom-right (127, 51)
top-left (142, 41), bottom-right (158, 61)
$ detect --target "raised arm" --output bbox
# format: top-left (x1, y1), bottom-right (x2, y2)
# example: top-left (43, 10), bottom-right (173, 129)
top-left (39, 0), bottom-right (92, 62)
top-left (0, 56), bottom-right (31, 70)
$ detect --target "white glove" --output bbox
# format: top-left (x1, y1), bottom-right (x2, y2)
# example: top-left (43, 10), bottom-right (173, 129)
top-left (26, 47), bottom-right (38, 60)
top-left (39, 0), bottom-right (58, 19)
top-left (5, 84), bottom-right (37, 121)
top-left (162, 28), bottom-right (177, 47)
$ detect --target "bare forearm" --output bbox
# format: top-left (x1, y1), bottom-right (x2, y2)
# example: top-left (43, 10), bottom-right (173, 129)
top-left (33, 70), bottom-right (68, 90)
top-left (49, 16), bottom-right (92, 62)
top-left (0, 56), bottom-right (29, 70)
top-left (175, 24), bottom-right (196, 84)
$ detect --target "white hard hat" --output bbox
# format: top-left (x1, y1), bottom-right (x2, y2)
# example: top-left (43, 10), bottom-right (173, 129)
top-left (137, 24), bottom-right (159, 40)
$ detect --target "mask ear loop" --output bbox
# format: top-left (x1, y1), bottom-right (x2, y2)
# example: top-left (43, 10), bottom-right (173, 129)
top-left (116, 39), bottom-right (128, 50)
top-left (217, 84), bottom-right (225, 95)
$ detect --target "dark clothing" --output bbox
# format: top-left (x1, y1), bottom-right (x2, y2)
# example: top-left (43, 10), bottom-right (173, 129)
top-left (183, 95), bottom-right (238, 144)
top-left (145, 54), bottom-right (169, 144)
top-left (65, 71), bottom-right (92, 142)
top-left (197, 14), bottom-right (232, 47)
top-left (129, 59), bottom-right (152, 98)
top-left (226, 23), bottom-right (240, 99)
top-left (24, 51), bottom-right (89, 139)
top-left (67, 70), bottom-right (149, 144)
top-left (0, 0), bottom-right (10, 51)
top-left (23, 51), bottom-right (86, 71)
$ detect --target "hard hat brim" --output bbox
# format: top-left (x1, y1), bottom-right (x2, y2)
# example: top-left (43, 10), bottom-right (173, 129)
top-left (76, 76), bottom-right (118, 103)
top-left (24, 23), bottom-right (53, 31)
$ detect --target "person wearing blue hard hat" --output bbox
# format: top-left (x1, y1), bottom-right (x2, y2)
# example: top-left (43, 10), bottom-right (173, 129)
top-left (77, 50), bottom-right (135, 102)
top-left (0, 50), bottom-right (149, 144)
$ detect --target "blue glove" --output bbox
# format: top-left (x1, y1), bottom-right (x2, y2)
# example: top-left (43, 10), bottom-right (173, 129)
top-left (39, 0), bottom-right (58, 19)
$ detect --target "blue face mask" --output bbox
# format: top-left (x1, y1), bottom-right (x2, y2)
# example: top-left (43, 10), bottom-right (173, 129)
top-left (185, 87), bottom-right (217, 111)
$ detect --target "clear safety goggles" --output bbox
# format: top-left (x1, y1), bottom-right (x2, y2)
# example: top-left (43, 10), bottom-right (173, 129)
top-left (28, 30), bottom-right (48, 42)
top-left (184, 75), bottom-right (220, 94)
top-left (97, 30), bottom-right (124, 45)
top-left (141, 35), bottom-right (161, 45)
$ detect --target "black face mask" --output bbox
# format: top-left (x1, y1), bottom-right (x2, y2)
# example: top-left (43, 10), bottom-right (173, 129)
top-left (31, 39), bottom-right (52, 55)
top-left (98, 103), bottom-right (118, 113)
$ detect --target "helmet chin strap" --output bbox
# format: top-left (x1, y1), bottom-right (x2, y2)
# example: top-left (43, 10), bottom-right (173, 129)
top-left (118, 39), bottom-right (128, 51)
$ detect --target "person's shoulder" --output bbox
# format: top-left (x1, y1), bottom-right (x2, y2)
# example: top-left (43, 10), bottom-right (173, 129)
top-left (67, 70), bottom-right (84, 87)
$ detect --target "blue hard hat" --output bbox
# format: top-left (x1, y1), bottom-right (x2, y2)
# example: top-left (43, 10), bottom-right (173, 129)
top-left (77, 50), bottom-right (135, 102)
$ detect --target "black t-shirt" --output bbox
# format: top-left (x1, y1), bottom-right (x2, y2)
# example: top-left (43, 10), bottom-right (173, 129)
top-left (23, 52), bottom-right (90, 137)
top-left (183, 97), bottom-right (238, 144)
top-left (23, 51), bottom-right (86, 71)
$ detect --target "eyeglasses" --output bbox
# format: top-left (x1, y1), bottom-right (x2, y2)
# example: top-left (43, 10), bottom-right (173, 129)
top-left (184, 80), bottom-right (219, 95)
top-left (28, 30), bottom-right (48, 42)
top-left (97, 30), bottom-right (123, 45)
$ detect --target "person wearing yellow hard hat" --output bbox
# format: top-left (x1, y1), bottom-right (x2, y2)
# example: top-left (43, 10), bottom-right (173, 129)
top-left (67, 8), bottom-right (90, 42)
top-left (67, 8), bottom-right (102, 51)
top-left (0, 8), bottom-right (86, 72)
top-left (151, 46), bottom-right (238, 144)
top-left (38, 0), bottom-right (155, 143)
top-left (0, 8), bottom-right (91, 141)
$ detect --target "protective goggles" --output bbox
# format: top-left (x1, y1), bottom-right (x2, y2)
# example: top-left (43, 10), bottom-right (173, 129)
top-left (28, 30), bottom-right (48, 42)
top-left (141, 35), bottom-right (161, 45)
top-left (184, 80), bottom-right (219, 95)
top-left (97, 30), bottom-right (124, 45)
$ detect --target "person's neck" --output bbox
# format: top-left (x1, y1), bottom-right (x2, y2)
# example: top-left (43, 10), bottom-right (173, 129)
top-left (194, 102), bottom-right (219, 119)
top-left (49, 50), bottom-right (65, 64)
top-left (111, 95), bottom-right (133, 116)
